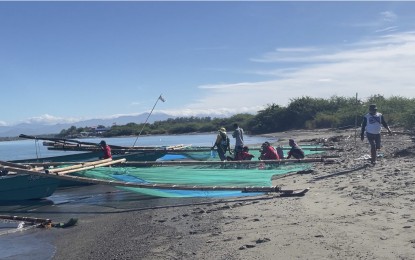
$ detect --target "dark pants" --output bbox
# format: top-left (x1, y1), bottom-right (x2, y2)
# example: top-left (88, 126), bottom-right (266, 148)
top-left (366, 133), bottom-right (381, 150)
top-left (366, 133), bottom-right (381, 163)
top-left (216, 146), bottom-right (227, 161)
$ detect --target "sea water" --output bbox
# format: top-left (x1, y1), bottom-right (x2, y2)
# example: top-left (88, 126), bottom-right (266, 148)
top-left (0, 134), bottom-right (297, 259)
top-left (0, 134), bottom-right (277, 161)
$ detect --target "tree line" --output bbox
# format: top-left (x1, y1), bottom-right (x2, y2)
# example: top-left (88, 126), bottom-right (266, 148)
top-left (57, 94), bottom-right (415, 138)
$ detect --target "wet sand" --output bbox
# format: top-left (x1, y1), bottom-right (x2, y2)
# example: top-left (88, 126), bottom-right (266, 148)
top-left (2, 128), bottom-right (415, 259)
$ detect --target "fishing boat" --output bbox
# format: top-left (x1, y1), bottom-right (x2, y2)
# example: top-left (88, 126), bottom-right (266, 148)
top-left (11, 149), bottom-right (165, 164)
top-left (0, 159), bottom-right (126, 201)
top-left (0, 173), bottom-right (59, 201)
top-left (2, 158), bottom-right (312, 198)
top-left (17, 134), bottom-right (181, 163)
top-left (38, 141), bottom-right (336, 162)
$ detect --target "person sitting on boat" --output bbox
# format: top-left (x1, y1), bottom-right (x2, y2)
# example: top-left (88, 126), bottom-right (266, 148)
top-left (259, 142), bottom-right (280, 160)
top-left (211, 127), bottom-right (232, 161)
top-left (276, 144), bottom-right (285, 159)
top-left (286, 139), bottom-right (305, 159)
top-left (99, 140), bottom-right (112, 159)
top-left (234, 146), bottom-right (255, 161)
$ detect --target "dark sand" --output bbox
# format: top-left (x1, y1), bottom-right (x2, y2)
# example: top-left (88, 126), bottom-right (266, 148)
top-left (3, 128), bottom-right (415, 259)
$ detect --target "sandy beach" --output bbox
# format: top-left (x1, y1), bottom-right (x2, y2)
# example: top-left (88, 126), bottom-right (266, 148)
top-left (25, 128), bottom-right (415, 259)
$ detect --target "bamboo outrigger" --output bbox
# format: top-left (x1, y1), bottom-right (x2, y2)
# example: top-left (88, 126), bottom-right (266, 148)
top-left (19, 134), bottom-right (342, 153)
top-left (0, 160), bottom-right (309, 195)
top-left (122, 157), bottom-right (335, 167)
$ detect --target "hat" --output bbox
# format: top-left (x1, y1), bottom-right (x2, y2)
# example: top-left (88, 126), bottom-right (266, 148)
top-left (218, 127), bottom-right (226, 133)
top-left (369, 104), bottom-right (377, 111)
top-left (289, 139), bottom-right (295, 143)
top-left (100, 140), bottom-right (106, 145)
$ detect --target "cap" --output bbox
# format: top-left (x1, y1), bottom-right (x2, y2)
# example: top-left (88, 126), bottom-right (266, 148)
top-left (100, 140), bottom-right (106, 145)
top-left (369, 104), bottom-right (377, 111)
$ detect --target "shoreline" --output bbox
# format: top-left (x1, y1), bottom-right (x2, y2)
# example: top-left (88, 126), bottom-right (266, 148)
top-left (3, 128), bottom-right (415, 259)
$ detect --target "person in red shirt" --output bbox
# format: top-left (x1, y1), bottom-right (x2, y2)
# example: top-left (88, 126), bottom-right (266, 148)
top-left (259, 142), bottom-right (280, 160)
top-left (234, 146), bottom-right (255, 160)
top-left (99, 140), bottom-right (112, 159)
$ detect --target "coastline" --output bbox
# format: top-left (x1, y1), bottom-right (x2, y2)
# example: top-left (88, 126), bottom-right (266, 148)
top-left (4, 128), bottom-right (415, 259)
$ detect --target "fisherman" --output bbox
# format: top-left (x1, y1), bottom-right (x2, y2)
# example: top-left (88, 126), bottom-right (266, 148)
top-left (286, 139), bottom-right (305, 159)
top-left (360, 104), bottom-right (392, 164)
top-left (232, 123), bottom-right (244, 155)
top-left (211, 127), bottom-right (232, 161)
top-left (259, 142), bottom-right (280, 160)
top-left (234, 146), bottom-right (255, 160)
top-left (99, 140), bottom-right (112, 159)
top-left (276, 144), bottom-right (284, 159)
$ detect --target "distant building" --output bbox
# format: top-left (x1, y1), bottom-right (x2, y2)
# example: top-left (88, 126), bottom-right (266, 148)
top-left (95, 126), bottom-right (110, 135)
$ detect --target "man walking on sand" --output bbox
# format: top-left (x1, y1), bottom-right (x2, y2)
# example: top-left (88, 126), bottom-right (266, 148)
top-left (360, 104), bottom-right (392, 164)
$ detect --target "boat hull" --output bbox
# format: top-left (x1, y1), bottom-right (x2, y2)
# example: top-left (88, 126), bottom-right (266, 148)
top-left (11, 150), bottom-right (166, 164)
top-left (0, 174), bottom-right (59, 201)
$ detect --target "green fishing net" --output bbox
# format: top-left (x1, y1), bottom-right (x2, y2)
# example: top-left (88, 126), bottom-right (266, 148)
top-left (74, 163), bottom-right (311, 198)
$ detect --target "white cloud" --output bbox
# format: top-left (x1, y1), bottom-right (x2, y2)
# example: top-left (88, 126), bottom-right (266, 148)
top-left (0, 121), bottom-right (8, 126)
top-left (380, 11), bottom-right (397, 22)
top-left (22, 114), bottom-right (80, 125)
top-left (185, 31), bottom-right (415, 110)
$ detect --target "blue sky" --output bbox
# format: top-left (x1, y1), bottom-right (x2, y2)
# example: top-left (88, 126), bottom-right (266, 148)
top-left (2, 1), bottom-right (415, 126)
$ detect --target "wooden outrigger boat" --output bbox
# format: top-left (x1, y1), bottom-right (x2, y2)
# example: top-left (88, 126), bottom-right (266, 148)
top-left (0, 173), bottom-right (59, 201)
top-left (0, 159), bottom-right (124, 201)
top-left (1, 159), bottom-right (310, 198)
top-left (19, 134), bottom-right (341, 156)
top-left (17, 134), bottom-right (169, 163)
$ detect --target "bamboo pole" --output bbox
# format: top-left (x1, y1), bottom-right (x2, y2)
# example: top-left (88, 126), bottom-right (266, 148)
top-left (122, 157), bottom-right (334, 167)
top-left (46, 146), bottom-right (343, 153)
top-left (0, 159), bottom-right (126, 175)
top-left (0, 215), bottom-right (51, 224)
top-left (0, 160), bottom-right (32, 169)
top-left (52, 158), bottom-right (126, 175)
top-left (46, 158), bottom-right (113, 173)
top-left (3, 166), bottom-right (307, 193)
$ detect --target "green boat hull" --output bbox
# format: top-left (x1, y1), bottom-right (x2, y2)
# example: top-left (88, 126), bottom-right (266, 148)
top-left (9, 151), bottom-right (166, 188)
top-left (0, 174), bottom-right (59, 201)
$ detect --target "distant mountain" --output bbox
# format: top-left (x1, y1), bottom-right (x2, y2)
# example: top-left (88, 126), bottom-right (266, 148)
top-left (0, 112), bottom-right (175, 137)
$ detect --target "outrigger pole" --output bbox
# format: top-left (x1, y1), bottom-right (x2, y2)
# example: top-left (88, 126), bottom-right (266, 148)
top-left (1, 161), bottom-right (309, 195)
top-left (132, 94), bottom-right (165, 147)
